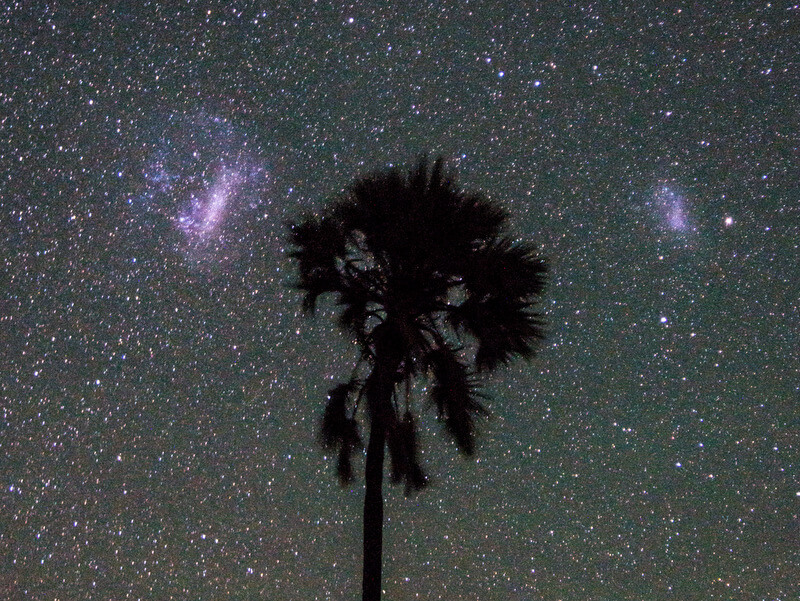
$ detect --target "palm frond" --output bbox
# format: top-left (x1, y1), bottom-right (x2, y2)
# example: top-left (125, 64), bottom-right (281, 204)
top-left (426, 347), bottom-right (487, 455)
top-left (461, 237), bottom-right (547, 301)
top-left (336, 281), bottom-right (376, 343)
top-left (444, 238), bottom-right (546, 371)
top-left (414, 156), bottom-right (508, 248)
top-left (336, 443), bottom-right (357, 485)
top-left (449, 297), bottom-right (546, 372)
top-left (287, 216), bottom-right (347, 312)
top-left (319, 381), bottom-right (362, 484)
top-left (437, 193), bottom-right (508, 255)
top-left (337, 157), bottom-right (509, 285)
top-left (386, 410), bottom-right (428, 495)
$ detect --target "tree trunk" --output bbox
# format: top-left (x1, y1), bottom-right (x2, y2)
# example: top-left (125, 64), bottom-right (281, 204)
top-left (362, 418), bottom-right (385, 601)
top-left (361, 321), bottom-right (404, 601)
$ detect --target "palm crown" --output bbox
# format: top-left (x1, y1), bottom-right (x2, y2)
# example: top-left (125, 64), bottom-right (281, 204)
top-left (289, 157), bottom-right (547, 492)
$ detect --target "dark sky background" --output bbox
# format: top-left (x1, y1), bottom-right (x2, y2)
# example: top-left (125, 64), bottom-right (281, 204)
top-left (1, 2), bottom-right (797, 600)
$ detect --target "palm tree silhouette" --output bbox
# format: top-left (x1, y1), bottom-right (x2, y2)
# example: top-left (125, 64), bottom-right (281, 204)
top-left (288, 157), bottom-right (547, 601)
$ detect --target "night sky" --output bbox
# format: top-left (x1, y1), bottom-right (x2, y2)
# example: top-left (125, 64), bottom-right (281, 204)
top-left (1, 3), bottom-right (797, 600)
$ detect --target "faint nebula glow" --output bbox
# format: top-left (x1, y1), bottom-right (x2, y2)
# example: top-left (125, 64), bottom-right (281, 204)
top-left (130, 111), bottom-right (273, 269)
top-left (179, 167), bottom-right (242, 238)
top-left (652, 185), bottom-right (691, 232)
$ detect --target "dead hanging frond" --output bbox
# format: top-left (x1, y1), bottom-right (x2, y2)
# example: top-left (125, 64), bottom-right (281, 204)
top-left (426, 347), bottom-right (488, 456)
top-left (386, 411), bottom-right (428, 495)
top-left (319, 381), bottom-right (362, 484)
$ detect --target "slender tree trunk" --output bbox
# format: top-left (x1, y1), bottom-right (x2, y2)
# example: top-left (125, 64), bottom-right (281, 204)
top-left (362, 419), bottom-right (385, 601)
top-left (361, 321), bottom-right (403, 601)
